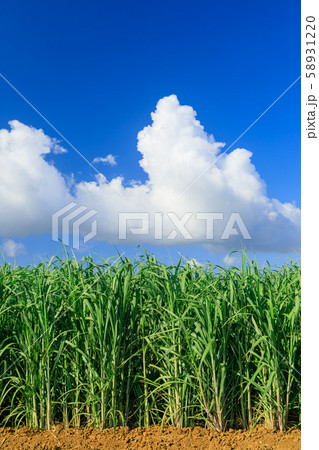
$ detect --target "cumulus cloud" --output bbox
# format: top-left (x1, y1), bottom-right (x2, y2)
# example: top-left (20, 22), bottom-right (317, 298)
top-left (52, 140), bottom-right (68, 155)
top-left (0, 96), bottom-right (300, 253)
top-left (1, 239), bottom-right (26, 257)
top-left (0, 120), bottom-right (72, 237)
top-left (93, 154), bottom-right (117, 166)
top-left (223, 254), bottom-right (239, 266)
top-left (187, 258), bottom-right (203, 267)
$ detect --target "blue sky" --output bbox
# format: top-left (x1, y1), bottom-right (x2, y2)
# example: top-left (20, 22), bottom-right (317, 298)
top-left (0, 0), bottom-right (300, 267)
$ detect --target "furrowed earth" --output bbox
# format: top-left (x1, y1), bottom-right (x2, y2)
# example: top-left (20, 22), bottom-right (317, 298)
top-left (0, 425), bottom-right (301, 449)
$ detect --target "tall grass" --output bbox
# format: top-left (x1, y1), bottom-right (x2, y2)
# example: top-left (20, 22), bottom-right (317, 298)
top-left (0, 252), bottom-right (300, 431)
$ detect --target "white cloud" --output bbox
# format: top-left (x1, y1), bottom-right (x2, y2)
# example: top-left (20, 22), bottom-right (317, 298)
top-left (52, 139), bottom-right (68, 155)
top-left (223, 254), bottom-right (239, 266)
top-left (0, 120), bottom-right (72, 237)
top-left (2, 239), bottom-right (26, 257)
top-left (93, 154), bottom-right (117, 166)
top-left (0, 96), bottom-right (301, 253)
top-left (187, 258), bottom-right (203, 267)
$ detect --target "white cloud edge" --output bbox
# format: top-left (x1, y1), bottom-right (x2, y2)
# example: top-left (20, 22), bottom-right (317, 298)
top-left (1, 239), bottom-right (26, 257)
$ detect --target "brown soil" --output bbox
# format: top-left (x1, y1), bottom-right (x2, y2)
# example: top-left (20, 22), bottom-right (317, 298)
top-left (0, 425), bottom-right (301, 449)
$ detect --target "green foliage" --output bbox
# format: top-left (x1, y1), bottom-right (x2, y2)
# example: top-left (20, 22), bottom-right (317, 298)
top-left (0, 252), bottom-right (300, 431)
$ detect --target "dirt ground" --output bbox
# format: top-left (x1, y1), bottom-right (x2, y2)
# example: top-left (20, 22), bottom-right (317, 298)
top-left (0, 425), bottom-right (301, 449)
